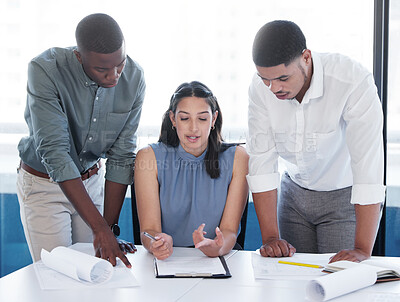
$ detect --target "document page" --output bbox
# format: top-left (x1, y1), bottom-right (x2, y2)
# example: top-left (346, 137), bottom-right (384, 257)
top-left (252, 252), bottom-right (328, 280)
top-left (155, 248), bottom-right (229, 277)
top-left (156, 256), bottom-right (226, 276)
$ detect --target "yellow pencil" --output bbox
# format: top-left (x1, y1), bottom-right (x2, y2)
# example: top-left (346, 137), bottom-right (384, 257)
top-left (278, 260), bottom-right (324, 269)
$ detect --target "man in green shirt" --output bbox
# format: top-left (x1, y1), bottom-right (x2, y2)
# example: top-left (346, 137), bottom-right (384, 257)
top-left (17, 13), bottom-right (145, 267)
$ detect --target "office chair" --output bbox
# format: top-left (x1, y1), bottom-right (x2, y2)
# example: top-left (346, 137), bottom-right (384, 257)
top-left (131, 184), bottom-right (141, 245)
top-left (235, 195), bottom-right (249, 250)
top-left (130, 185), bottom-right (249, 249)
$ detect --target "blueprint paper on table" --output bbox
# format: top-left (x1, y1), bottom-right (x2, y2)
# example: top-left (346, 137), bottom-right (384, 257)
top-left (251, 252), bottom-right (329, 280)
top-left (34, 246), bottom-right (139, 290)
top-left (306, 265), bottom-right (378, 301)
top-left (307, 259), bottom-right (400, 301)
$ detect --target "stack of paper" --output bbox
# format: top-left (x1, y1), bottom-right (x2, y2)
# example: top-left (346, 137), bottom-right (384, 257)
top-left (323, 259), bottom-right (400, 281)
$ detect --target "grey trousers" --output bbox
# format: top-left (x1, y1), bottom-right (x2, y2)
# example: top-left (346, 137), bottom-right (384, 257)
top-left (278, 172), bottom-right (356, 254)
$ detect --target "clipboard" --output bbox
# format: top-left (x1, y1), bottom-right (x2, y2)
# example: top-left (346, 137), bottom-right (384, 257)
top-left (153, 255), bottom-right (231, 278)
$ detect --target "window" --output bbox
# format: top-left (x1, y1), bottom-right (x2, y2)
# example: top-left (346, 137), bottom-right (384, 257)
top-left (1, 0), bottom-right (375, 179)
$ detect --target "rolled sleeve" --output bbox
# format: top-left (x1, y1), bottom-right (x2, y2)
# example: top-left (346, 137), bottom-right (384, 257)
top-left (351, 184), bottom-right (386, 205)
top-left (246, 172), bottom-right (280, 193)
top-left (105, 159), bottom-right (135, 185)
top-left (43, 159), bottom-right (81, 182)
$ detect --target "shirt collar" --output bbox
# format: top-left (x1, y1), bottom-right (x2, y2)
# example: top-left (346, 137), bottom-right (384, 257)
top-left (303, 51), bottom-right (324, 104)
top-left (70, 47), bottom-right (98, 88)
top-left (177, 144), bottom-right (207, 162)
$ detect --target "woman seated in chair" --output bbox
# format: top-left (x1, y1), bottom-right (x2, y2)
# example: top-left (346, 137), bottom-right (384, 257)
top-left (134, 81), bottom-right (248, 260)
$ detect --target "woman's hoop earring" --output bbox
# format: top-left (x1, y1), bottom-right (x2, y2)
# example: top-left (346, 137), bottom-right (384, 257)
top-left (172, 125), bottom-right (175, 130)
top-left (211, 125), bottom-right (215, 130)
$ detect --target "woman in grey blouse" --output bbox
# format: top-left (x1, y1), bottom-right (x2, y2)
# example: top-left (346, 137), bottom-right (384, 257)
top-left (134, 81), bottom-right (249, 260)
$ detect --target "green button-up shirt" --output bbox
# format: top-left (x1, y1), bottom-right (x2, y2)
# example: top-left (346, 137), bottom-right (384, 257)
top-left (18, 47), bottom-right (145, 184)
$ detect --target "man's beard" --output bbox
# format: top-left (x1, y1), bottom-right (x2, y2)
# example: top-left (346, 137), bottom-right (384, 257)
top-left (291, 63), bottom-right (308, 100)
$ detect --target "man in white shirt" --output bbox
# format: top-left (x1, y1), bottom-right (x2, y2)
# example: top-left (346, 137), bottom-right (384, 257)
top-left (247, 20), bottom-right (385, 262)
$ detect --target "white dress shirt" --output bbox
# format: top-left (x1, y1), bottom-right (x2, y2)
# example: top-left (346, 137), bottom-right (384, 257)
top-left (246, 52), bottom-right (385, 205)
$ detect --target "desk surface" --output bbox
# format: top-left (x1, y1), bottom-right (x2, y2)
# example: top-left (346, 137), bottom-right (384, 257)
top-left (1, 244), bottom-right (400, 302)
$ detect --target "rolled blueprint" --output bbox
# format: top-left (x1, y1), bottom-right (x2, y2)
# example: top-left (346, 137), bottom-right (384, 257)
top-left (41, 246), bottom-right (113, 284)
top-left (306, 265), bottom-right (378, 301)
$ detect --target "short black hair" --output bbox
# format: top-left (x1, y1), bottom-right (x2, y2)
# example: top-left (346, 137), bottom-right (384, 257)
top-left (75, 13), bottom-right (124, 54)
top-left (252, 20), bottom-right (306, 67)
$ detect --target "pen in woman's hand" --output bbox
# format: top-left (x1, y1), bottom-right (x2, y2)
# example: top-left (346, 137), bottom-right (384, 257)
top-left (143, 231), bottom-right (157, 241)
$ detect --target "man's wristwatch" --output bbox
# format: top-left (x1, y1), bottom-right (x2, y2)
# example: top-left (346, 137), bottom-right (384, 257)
top-left (110, 224), bottom-right (120, 237)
